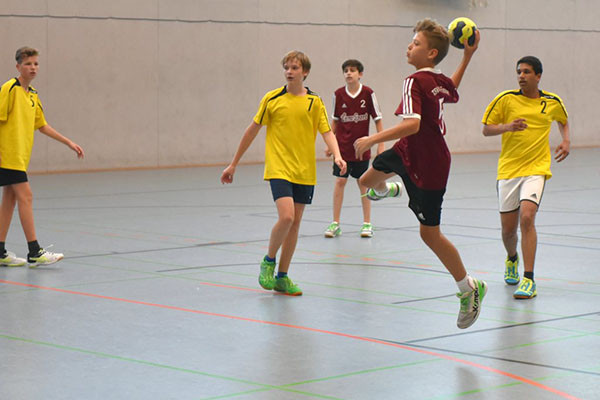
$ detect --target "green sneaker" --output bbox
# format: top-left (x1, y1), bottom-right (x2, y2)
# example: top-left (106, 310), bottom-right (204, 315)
top-left (504, 255), bottom-right (520, 285)
top-left (324, 222), bottom-right (341, 238)
top-left (364, 181), bottom-right (402, 201)
top-left (274, 276), bottom-right (303, 296)
top-left (456, 277), bottom-right (487, 329)
top-left (259, 257), bottom-right (276, 290)
top-left (0, 251), bottom-right (26, 267)
top-left (360, 223), bottom-right (373, 238)
top-left (514, 277), bottom-right (537, 299)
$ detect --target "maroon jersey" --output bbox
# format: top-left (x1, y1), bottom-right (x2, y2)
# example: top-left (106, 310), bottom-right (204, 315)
top-left (392, 69), bottom-right (459, 190)
top-left (332, 84), bottom-right (382, 161)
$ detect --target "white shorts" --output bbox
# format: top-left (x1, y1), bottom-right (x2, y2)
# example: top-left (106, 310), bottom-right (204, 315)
top-left (497, 175), bottom-right (546, 213)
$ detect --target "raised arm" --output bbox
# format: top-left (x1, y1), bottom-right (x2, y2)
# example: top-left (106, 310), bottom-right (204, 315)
top-left (451, 30), bottom-right (480, 89)
top-left (220, 121), bottom-right (262, 184)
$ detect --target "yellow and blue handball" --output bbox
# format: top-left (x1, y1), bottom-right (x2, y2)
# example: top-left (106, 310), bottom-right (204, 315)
top-left (448, 17), bottom-right (477, 49)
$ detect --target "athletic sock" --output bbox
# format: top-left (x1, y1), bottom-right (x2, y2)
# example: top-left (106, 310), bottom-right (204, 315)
top-left (264, 255), bottom-right (276, 264)
top-left (27, 240), bottom-right (41, 257)
top-left (524, 271), bottom-right (534, 281)
top-left (456, 275), bottom-right (474, 293)
top-left (508, 254), bottom-right (518, 262)
top-left (373, 185), bottom-right (390, 196)
top-left (277, 272), bottom-right (288, 279)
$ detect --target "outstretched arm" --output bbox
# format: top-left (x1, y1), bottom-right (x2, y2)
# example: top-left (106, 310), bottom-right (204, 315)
top-left (220, 121), bottom-right (261, 184)
top-left (354, 118), bottom-right (420, 160)
top-left (38, 124), bottom-right (84, 158)
top-left (554, 120), bottom-right (570, 162)
top-left (451, 30), bottom-right (480, 89)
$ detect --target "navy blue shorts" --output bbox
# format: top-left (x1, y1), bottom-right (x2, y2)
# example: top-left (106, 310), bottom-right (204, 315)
top-left (0, 168), bottom-right (28, 187)
top-left (372, 149), bottom-right (445, 226)
top-left (269, 179), bottom-right (314, 204)
top-left (333, 159), bottom-right (369, 179)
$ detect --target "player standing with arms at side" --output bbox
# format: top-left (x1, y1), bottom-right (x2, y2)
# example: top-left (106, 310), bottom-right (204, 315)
top-left (482, 55), bottom-right (570, 299)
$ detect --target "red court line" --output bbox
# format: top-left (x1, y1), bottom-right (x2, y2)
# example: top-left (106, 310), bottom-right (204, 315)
top-left (0, 279), bottom-right (580, 400)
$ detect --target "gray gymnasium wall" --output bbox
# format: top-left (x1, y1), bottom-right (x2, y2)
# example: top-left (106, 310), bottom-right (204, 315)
top-left (0, 0), bottom-right (597, 173)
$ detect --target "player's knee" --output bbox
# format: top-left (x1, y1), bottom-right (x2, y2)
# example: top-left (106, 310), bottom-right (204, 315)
top-left (520, 213), bottom-right (535, 230)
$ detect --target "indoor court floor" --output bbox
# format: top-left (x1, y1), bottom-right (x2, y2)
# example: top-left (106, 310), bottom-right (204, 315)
top-left (1, 148), bottom-right (598, 400)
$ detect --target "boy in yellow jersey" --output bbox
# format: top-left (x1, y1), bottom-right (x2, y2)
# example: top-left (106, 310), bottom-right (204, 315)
top-left (221, 51), bottom-right (346, 296)
top-left (482, 56), bottom-right (570, 299)
top-left (0, 47), bottom-right (84, 267)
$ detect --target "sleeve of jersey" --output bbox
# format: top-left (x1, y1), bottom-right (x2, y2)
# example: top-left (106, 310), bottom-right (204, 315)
top-left (253, 92), bottom-right (270, 126)
top-left (331, 93), bottom-right (339, 120)
top-left (317, 98), bottom-right (332, 134)
top-left (482, 93), bottom-right (505, 125)
top-left (396, 77), bottom-right (422, 119)
top-left (0, 83), bottom-right (10, 122)
top-left (34, 97), bottom-right (48, 130)
top-left (552, 96), bottom-right (569, 124)
top-left (369, 92), bottom-right (383, 121)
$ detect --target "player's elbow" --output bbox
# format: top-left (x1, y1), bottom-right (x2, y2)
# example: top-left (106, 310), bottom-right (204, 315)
top-left (482, 124), bottom-right (492, 137)
top-left (407, 118), bottom-right (420, 135)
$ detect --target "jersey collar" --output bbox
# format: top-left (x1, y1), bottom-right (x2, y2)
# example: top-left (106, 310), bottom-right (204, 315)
top-left (345, 83), bottom-right (363, 99)
top-left (416, 67), bottom-right (441, 74)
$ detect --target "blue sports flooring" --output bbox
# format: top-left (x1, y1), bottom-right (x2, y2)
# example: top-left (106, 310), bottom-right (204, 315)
top-left (1, 148), bottom-right (599, 399)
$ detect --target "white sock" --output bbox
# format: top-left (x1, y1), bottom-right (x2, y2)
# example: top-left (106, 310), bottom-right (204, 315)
top-left (456, 275), bottom-right (474, 293)
top-left (374, 184), bottom-right (390, 196)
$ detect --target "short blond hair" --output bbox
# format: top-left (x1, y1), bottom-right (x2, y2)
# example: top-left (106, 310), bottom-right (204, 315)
top-left (16, 46), bottom-right (39, 64)
top-left (414, 19), bottom-right (449, 65)
top-left (281, 50), bottom-right (311, 78)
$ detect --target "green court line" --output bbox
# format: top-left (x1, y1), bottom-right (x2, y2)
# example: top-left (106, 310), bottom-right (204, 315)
top-left (282, 358), bottom-right (439, 387)
top-left (425, 365), bottom-right (600, 400)
top-left (0, 334), bottom-right (342, 400)
top-left (484, 331), bottom-right (600, 353)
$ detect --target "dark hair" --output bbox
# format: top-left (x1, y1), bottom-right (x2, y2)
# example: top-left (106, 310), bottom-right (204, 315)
top-left (15, 46), bottom-right (39, 64)
top-left (517, 56), bottom-right (543, 75)
top-left (342, 59), bottom-right (364, 73)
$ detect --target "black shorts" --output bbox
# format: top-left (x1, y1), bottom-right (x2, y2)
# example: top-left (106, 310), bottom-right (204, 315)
top-left (372, 149), bottom-right (445, 226)
top-left (333, 159), bottom-right (369, 179)
top-left (269, 179), bottom-right (314, 204)
top-left (0, 168), bottom-right (28, 187)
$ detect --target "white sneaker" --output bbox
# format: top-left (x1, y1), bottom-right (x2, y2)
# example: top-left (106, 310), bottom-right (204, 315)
top-left (456, 277), bottom-right (488, 329)
top-left (28, 247), bottom-right (64, 267)
top-left (0, 251), bottom-right (27, 267)
top-left (364, 181), bottom-right (403, 201)
top-left (324, 222), bottom-right (341, 238)
top-left (360, 223), bottom-right (374, 238)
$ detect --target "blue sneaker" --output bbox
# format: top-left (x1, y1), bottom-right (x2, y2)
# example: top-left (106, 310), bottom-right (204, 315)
top-left (259, 257), bottom-right (276, 290)
top-left (504, 255), bottom-right (520, 285)
top-left (514, 277), bottom-right (537, 299)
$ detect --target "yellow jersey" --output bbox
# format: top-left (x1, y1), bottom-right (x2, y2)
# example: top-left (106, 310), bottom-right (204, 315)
top-left (0, 78), bottom-right (47, 171)
top-left (254, 86), bottom-right (331, 185)
top-left (482, 89), bottom-right (568, 180)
